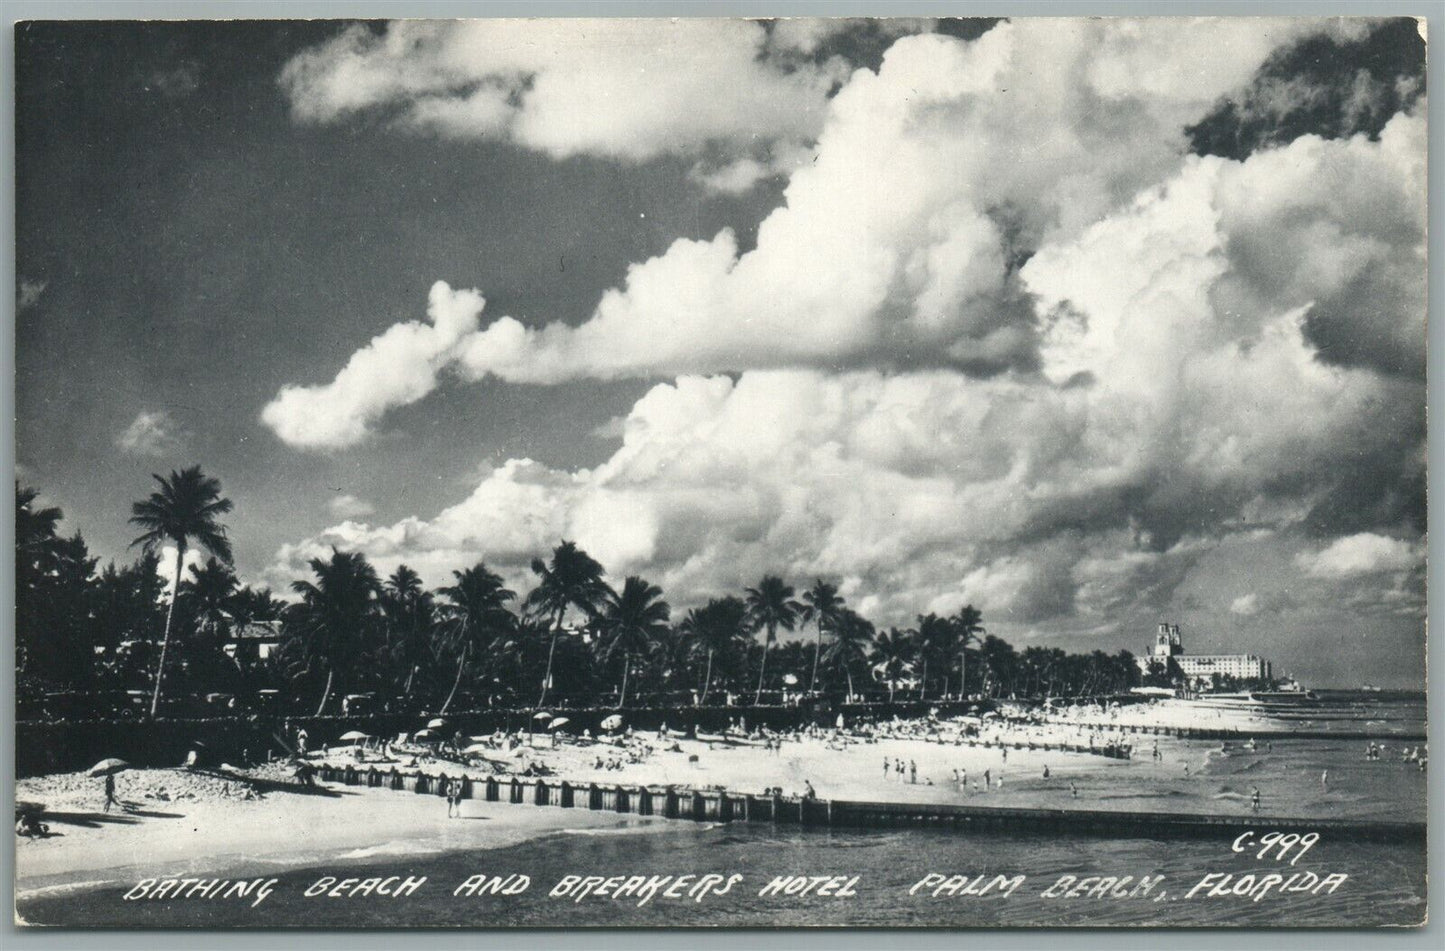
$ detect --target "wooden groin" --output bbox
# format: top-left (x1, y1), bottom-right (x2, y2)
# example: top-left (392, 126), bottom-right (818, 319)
top-left (1012, 719), bottom-right (1427, 743)
top-left (312, 764), bottom-right (1424, 845)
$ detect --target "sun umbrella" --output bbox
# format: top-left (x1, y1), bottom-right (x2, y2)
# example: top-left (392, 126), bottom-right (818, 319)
top-left (339, 730), bottom-right (369, 742)
top-left (426, 718), bottom-right (448, 730)
top-left (600, 714), bottom-right (623, 731)
top-left (414, 729), bottom-right (434, 739)
top-left (548, 717), bottom-right (571, 730)
top-left (532, 711), bottom-right (553, 721)
top-left (783, 673), bottom-right (798, 686)
top-left (88, 758), bottom-right (129, 777)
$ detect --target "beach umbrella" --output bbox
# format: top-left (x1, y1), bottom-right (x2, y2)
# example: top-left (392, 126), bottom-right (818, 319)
top-left (88, 758), bottom-right (130, 777)
top-left (414, 729), bottom-right (434, 739)
top-left (533, 711), bottom-right (553, 721)
top-left (426, 718), bottom-right (448, 730)
top-left (783, 674), bottom-right (799, 686)
top-left (601, 714), bottom-right (623, 731)
top-left (339, 730), bottom-right (369, 742)
top-left (548, 717), bottom-right (571, 730)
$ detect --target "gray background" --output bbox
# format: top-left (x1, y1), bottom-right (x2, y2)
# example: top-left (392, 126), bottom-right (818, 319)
top-left (4, 1), bottom-right (1439, 948)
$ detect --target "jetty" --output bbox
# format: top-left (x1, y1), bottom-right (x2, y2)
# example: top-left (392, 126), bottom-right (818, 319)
top-left (311, 763), bottom-right (1424, 844)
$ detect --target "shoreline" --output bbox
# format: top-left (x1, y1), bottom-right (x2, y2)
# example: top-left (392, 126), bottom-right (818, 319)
top-left (18, 720), bottom-right (1425, 897)
top-left (13, 772), bottom-right (655, 898)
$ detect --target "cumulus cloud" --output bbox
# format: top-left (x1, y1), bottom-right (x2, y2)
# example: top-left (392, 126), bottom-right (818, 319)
top-left (117, 410), bottom-right (183, 456)
top-left (275, 19), bottom-right (1401, 410)
top-left (1296, 532), bottom-right (1422, 579)
top-left (279, 18), bottom-right (877, 188)
top-left (328, 494), bottom-right (375, 519)
top-left (156, 544), bottom-right (205, 590)
top-left (260, 282), bottom-right (488, 449)
top-left (267, 19), bottom-right (1425, 641)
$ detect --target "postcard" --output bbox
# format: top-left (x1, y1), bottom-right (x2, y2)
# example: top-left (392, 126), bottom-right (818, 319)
top-left (12, 14), bottom-right (1428, 928)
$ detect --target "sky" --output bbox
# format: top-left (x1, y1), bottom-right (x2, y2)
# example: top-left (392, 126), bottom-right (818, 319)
top-left (14, 17), bottom-right (1428, 687)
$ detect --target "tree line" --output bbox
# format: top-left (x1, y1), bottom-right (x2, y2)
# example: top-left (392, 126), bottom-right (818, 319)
top-left (17, 467), bottom-right (1142, 719)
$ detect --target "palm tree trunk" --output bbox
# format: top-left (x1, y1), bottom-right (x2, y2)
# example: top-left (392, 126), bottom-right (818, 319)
top-left (809, 623), bottom-right (823, 692)
top-left (618, 650), bottom-right (630, 709)
top-left (846, 667), bottom-right (854, 702)
top-left (701, 648), bottom-right (714, 705)
top-left (539, 608), bottom-right (563, 708)
top-left (960, 649), bottom-right (967, 700)
top-left (754, 628), bottom-right (772, 704)
top-left (148, 542), bottom-right (185, 718)
top-left (316, 667), bottom-right (334, 716)
top-left (919, 658), bottom-right (927, 700)
top-left (441, 643), bottom-right (468, 714)
top-left (404, 664), bottom-right (416, 697)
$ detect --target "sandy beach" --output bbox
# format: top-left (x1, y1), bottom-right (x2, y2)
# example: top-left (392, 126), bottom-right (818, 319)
top-left (13, 765), bottom-right (639, 898)
top-left (18, 702), bottom-right (1425, 898)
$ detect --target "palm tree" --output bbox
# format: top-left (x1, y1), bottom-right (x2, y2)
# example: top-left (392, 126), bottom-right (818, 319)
top-left (744, 575), bottom-right (802, 705)
top-left (129, 465), bottom-right (233, 717)
top-left (598, 576), bottom-right (670, 708)
top-left (16, 484), bottom-right (64, 680)
top-left (524, 541), bottom-right (612, 707)
top-left (824, 609), bottom-right (875, 701)
top-left (381, 565), bottom-right (435, 699)
top-left (182, 556), bottom-right (240, 643)
top-left (287, 549), bottom-right (381, 715)
top-left (869, 627), bottom-right (913, 703)
top-left (437, 563), bottom-right (516, 714)
top-left (953, 604), bottom-right (985, 700)
top-left (680, 595), bottom-right (747, 705)
top-left (800, 579), bottom-right (844, 694)
top-left (915, 613), bottom-right (956, 699)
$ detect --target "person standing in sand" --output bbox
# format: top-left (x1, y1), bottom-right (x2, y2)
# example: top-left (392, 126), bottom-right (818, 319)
top-left (1321, 769), bottom-right (1329, 792)
top-left (1251, 786), bottom-right (1261, 812)
top-left (103, 773), bottom-right (118, 813)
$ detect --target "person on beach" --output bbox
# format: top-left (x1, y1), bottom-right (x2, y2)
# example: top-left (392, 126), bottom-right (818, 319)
top-left (984, 769), bottom-right (991, 788)
top-left (103, 773), bottom-right (119, 813)
top-left (1070, 782), bottom-right (1078, 799)
top-left (1250, 786), bottom-right (1261, 812)
top-left (909, 761), bottom-right (917, 784)
top-left (297, 727), bottom-right (308, 755)
top-left (1321, 769), bottom-right (1329, 792)
top-left (885, 757), bottom-right (890, 780)
top-left (804, 780), bottom-right (816, 799)
top-left (1042, 764), bottom-right (1050, 779)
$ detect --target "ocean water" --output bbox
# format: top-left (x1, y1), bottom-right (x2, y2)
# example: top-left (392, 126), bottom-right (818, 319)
top-left (16, 695), bottom-right (1428, 928)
